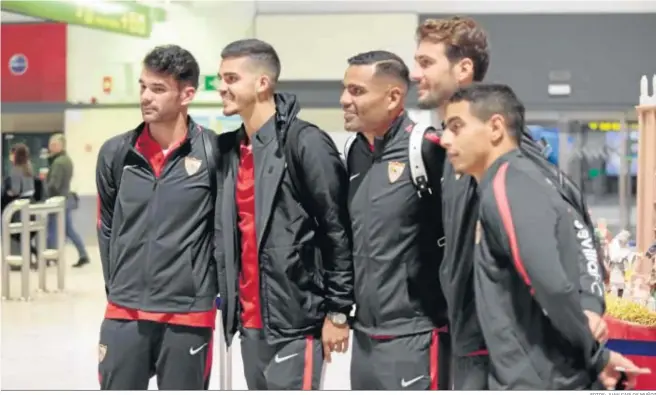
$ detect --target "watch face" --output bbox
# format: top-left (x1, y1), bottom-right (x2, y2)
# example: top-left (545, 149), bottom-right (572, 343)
top-left (331, 313), bottom-right (347, 325)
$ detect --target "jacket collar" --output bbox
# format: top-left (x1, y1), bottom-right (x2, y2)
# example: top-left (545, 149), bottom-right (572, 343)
top-left (478, 149), bottom-right (522, 193)
top-left (356, 111), bottom-right (413, 153)
top-left (235, 92), bottom-right (303, 148)
top-left (130, 115), bottom-right (200, 146)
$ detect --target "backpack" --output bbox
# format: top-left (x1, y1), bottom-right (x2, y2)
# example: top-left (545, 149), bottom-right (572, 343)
top-left (112, 129), bottom-right (217, 195)
top-left (342, 122), bottom-right (445, 248)
top-left (342, 122), bottom-right (437, 197)
top-left (278, 120), bottom-right (324, 222)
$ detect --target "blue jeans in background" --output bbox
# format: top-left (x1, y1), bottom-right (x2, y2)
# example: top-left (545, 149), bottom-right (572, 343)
top-left (47, 197), bottom-right (88, 260)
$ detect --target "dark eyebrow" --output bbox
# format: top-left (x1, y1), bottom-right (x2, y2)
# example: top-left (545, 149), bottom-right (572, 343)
top-left (445, 116), bottom-right (463, 128)
top-left (138, 79), bottom-right (167, 89)
top-left (345, 82), bottom-right (366, 91)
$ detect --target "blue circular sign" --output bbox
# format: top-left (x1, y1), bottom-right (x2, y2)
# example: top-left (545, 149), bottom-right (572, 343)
top-left (9, 53), bottom-right (28, 76)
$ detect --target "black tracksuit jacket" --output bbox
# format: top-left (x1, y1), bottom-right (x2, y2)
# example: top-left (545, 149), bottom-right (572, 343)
top-left (346, 113), bottom-right (448, 337)
top-left (215, 93), bottom-right (354, 345)
top-left (96, 118), bottom-right (219, 313)
top-left (475, 149), bottom-right (609, 389)
top-left (440, 129), bottom-right (605, 357)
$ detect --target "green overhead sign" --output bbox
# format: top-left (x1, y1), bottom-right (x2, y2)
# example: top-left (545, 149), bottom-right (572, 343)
top-left (202, 75), bottom-right (219, 91)
top-left (1, 1), bottom-right (157, 38)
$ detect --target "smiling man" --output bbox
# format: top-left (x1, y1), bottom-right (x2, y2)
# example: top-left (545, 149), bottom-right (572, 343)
top-left (411, 16), bottom-right (609, 390)
top-left (96, 45), bottom-right (219, 390)
top-left (214, 38), bottom-right (353, 390)
top-left (340, 50), bottom-right (450, 390)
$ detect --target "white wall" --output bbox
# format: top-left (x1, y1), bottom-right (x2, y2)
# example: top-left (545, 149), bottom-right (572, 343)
top-left (66, 1), bottom-right (256, 104)
top-left (255, 0), bottom-right (656, 14)
top-left (255, 13), bottom-right (418, 81)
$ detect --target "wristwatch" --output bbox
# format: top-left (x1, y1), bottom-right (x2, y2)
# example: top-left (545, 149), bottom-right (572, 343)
top-left (327, 312), bottom-right (348, 326)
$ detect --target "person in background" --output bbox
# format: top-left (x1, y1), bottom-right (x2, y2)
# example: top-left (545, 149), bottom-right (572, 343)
top-left (3, 143), bottom-right (36, 205)
top-left (2, 144), bottom-right (39, 269)
top-left (46, 133), bottom-right (90, 268)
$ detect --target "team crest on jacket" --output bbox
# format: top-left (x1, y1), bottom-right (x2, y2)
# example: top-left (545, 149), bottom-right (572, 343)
top-left (388, 161), bottom-right (405, 183)
top-left (475, 220), bottom-right (482, 244)
top-left (184, 157), bottom-right (202, 176)
top-left (99, 344), bottom-right (107, 363)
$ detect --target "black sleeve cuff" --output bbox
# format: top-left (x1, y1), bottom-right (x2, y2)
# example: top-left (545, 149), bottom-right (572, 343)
top-left (325, 303), bottom-right (354, 317)
top-left (590, 343), bottom-right (610, 376)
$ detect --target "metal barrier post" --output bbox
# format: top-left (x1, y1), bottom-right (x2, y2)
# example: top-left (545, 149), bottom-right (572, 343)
top-left (27, 196), bottom-right (66, 293)
top-left (19, 202), bottom-right (31, 301)
top-left (1, 199), bottom-right (30, 300)
top-left (55, 197), bottom-right (66, 291)
top-left (36, 213), bottom-right (47, 292)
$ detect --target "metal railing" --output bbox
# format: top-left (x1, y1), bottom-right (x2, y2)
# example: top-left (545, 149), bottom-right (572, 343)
top-left (1, 196), bottom-right (67, 301)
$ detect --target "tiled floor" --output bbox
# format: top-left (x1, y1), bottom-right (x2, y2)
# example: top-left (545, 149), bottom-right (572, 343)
top-left (1, 246), bottom-right (352, 390)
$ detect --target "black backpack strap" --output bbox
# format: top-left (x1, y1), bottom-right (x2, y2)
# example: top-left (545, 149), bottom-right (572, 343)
top-left (282, 120), bottom-right (316, 220)
top-left (201, 130), bottom-right (217, 196)
top-left (112, 137), bottom-right (130, 192)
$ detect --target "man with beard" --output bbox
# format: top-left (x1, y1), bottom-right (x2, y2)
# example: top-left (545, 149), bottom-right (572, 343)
top-left (96, 45), bottom-right (218, 390)
top-left (440, 83), bottom-right (649, 390)
top-left (411, 17), bottom-right (607, 389)
top-left (214, 39), bottom-right (353, 390)
top-left (340, 50), bottom-right (450, 390)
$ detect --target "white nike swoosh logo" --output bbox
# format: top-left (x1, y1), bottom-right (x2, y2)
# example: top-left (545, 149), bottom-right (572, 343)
top-left (274, 352), bottom-right (298, 363)
top-left (189, 343), bottom-right (208, 355)
top-left (401, 375), bottom-right (424, 388)
top-left (349, 173), bottom-right (360, 182)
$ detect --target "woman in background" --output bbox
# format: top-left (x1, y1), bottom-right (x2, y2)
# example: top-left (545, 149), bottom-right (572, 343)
top-left (2, 143), bottom-right (36, 207)
top-left (2, 143), bottom-right (39, 269)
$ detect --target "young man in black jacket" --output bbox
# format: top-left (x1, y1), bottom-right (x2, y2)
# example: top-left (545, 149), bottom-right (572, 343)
top-left (411, 16), bottom-right (608, 389)
top-left (96, 45), bottom-right (218, 390)
top-left (440, 83), bottom-right (649, 390)
top-left (214, 39), bottom-right (354, 390)
top-left (340, 50), bottom-right (450, 390)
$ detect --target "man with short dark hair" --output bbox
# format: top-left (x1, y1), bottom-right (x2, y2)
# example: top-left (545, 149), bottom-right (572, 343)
top-left (412, 16), bottom-right (608, 389)
top-left (215, 38), bottom-right (353, 390)
top-left (96, 45), bottom-right (218, 390)
top-left (46, 133), bottom-right (90, 267)
top-left (340, 50), bottom-right (450, 390)
top-left (440, 83), bottom-right (649, 390)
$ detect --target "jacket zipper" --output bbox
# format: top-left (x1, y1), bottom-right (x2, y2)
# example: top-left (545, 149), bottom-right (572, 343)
top-left (365, 154), bottom-right (377, 327)
top-left (129, 148), bottom-right (157, 308)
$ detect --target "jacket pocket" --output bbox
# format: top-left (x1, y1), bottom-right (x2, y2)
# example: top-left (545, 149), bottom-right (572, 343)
top-left (353, 254), bottom-right (374, 324)
top-left (261, 244), bottom-right (323, 330)
top-left (150, 248), bottom-right (196, 304)
top-left (109, 239), bottom-right (144, 300)
top-left (376, 257), bottom-right (415, 323)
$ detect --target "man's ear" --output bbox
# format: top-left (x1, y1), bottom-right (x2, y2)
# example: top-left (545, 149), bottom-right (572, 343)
top-left (387, 86), bottom-right (403, 111)
top-left (256, 74), bottom-right (273, 95)
top-left (488, 113), bottom-right (506, 144)
top-left (180, 85), bottom-right (196, 106)
top-left (454, 57), bottom-right (474, 84)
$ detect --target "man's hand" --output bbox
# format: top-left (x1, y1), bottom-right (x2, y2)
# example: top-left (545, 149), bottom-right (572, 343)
top-left (599, 351), bottom-right (651, 389)
top-left (584, 310), bottom-right (608, 343)
top-left (321, 317), bottom-right (349, 363)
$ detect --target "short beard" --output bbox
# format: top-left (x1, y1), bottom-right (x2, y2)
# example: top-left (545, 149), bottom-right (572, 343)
top-left (416, 94), bottom-right (443, 110)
